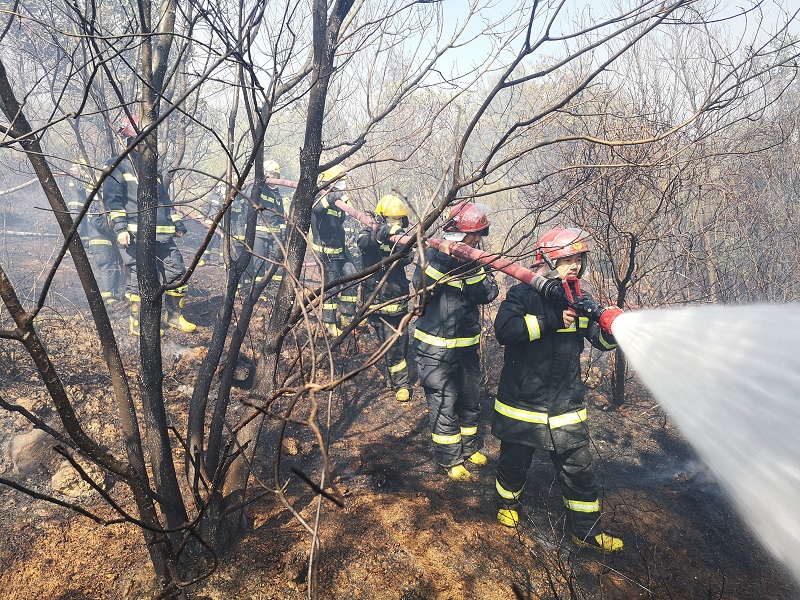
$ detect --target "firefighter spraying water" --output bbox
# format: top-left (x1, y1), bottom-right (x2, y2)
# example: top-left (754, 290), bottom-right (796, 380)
top-left (199, 177), bottom-right (800, 565)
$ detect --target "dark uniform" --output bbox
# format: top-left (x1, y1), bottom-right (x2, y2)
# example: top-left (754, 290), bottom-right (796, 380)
top-left (230, 186), bottom-right (247, 243)
top-left (413, 248), bottom-right (498, 467)
top-left (357, 222), bottom-right (413, 392)
top-left (492, 282), bottom-right (618, 539)
top-left (200, 186), bottom-right (223, 264)
top-left (311, 191), bottom-right (357, 330)
top-left (238, 181), bottom-right (286, 292)
top-left (103, 150), bottom-right (191, 333)
top-left (66, 169), bottom-right (122, 304)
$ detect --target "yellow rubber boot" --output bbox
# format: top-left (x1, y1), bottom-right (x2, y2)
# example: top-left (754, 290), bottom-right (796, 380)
top-left (163, 294), bottom-right (197, 333)
top-left (324, 322), bottom-right (342, 337)
top-left (129, 298), bottom-right (141, 336)
top-left (395, 388), bottom-right (411, 402)
top-left (571, 532), bottom-right (624, 554)
top-left (444, 464), bottom-right (472, 481)
top-left (497, 509), bottom-right (519, 528)
top-left (467, 451), bottom-right (487, 466)
top-left (130, 297), bottom-right (164, 337)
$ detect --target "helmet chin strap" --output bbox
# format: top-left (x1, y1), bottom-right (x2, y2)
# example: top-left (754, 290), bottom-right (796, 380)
top-left (541, 252), bottom-right (557, 271)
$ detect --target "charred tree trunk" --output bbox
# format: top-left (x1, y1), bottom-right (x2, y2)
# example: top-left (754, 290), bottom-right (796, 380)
top-left (0, 59), bottom-right (178, 583)
top-left (219, 0), bottom-right (356, 542)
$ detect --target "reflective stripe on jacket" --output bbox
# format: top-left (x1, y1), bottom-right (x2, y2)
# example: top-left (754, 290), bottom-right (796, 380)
top-left (357, 222), bottom-right (413, 316)
top-left (492, 282), bottom-right (617, 451)
top-left (413, 247), bottom-right (498, 354)
top-left (311, 191), bottom-right (347, 252)
top-left (102, 151), bottom-right (186, 242)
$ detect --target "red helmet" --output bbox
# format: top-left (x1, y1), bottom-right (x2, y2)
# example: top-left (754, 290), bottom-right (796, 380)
top-left (534, 227), bottom-right (590, 275)
top-left (443, 201), bottom-right (490, 235)
top-left (118, 115), bottom-right (139, 138)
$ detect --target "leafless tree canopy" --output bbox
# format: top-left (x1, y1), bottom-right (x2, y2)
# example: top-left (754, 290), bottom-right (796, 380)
top-left (0, 0), bottom-right (799, 596)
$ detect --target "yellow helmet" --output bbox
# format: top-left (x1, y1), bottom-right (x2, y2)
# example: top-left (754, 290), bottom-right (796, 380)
top-left (264, 159), bottom-right (280, 175)
top-left (318, 164), bottom-right (346, 185)
top-left (375, 194), bottom-right (408, 218)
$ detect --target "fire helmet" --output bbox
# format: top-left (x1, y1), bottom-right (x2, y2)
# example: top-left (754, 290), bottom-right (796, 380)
top-left (264, 159), bottom-right (280, 176)
top-left (533, 227), bottom-right (590, 276)
top-left (375, 194), bottom-right (409, 218)
top-left (443, 201), bottom-right (490, 236)
top-left (118, 115), bottom-right (139, 138)
top-left (318, 164), bottom-right (346, 188)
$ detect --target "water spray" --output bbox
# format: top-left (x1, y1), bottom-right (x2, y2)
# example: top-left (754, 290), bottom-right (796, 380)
top-left (611, 304), bottom-right (800, 585)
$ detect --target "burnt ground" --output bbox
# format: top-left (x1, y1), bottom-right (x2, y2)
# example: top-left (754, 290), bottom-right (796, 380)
top-left (1, 188), bottom-right (799, 599)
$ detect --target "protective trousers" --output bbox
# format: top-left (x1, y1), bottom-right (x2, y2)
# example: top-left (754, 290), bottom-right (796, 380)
top-left (88, 239), bottom-right (122, 303)
top-left (321, 255), bottom-right (357, 326)
top-left (494, 439), bottom-right (602, 538)
top-left (369, 314), bottom-right (410, 390)
top-left (417, 346), bottom-right (482, 468)
top-left (119, 237), bottom-right (187, 297)
top-left (243, 236), bottom-right (281, 291)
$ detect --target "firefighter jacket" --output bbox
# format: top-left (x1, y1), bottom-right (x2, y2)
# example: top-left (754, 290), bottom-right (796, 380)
top-left (492, 282), bottom-right (618, 452)
top-left (311, 191), bottom-right (347, 256)
top-left (66, 178), bottom-right (113, 245)
top-left (65, 178), bottom-right (91, 242)
top-left (201, 189), bottom-right (223, 225)
top-left (357, 223), bottom-right (413, 316)
top-left (236, 182), bottom-right (286, 241)
top-left (413, 248), bottom-right (498, 354)
top-left (103, 151), bottom-right (187, 243)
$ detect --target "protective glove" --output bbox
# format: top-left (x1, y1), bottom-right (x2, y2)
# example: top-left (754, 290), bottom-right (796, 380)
top-left (375, 224), bottom-right (398, 244)
top-left (571, 295), bottom-right (604, 322)
top-left (573, 295), bottom-right (624, 335)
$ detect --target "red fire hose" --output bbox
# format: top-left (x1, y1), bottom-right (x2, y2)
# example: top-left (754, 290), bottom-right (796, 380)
top-left (332, 198), bottom-right (544, 287)
top-left (330, 197), bottom-right (623, 334)
top-left (184, 180), bottom-right (623, 332)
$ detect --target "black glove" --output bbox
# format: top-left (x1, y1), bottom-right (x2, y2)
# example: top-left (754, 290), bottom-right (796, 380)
top-left (375, 224), bottom-right (395, 244)
top-left (571, 295), bottom-right (604, 322)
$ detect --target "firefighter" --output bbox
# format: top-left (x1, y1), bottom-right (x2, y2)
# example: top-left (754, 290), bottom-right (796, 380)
top-left (357, 193), bottom-right (414, 402)
top-left (199, 182), bottom-right (224, 266)
top-left (311, 164), bottom-right (358, 336)
top-left (66, 161), bottom-right (122, 304)
top-left (238, 159), bottom-right (286, 296)
top-left (413, 201), bottom-right (498, 481)
top-left (103, 115), bottom-right (197, 335)
top-left (492, 227), bottom-right (624, 554)
top-left (65, 161), bottom-right (91, 246)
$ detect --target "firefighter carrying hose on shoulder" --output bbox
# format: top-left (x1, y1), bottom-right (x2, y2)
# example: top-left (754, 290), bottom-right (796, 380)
top-left (492, 227), bottom-right (624, 554)
top-left (357, 193), bottom-right (415, 402)
top-left (413, 201), bottom-right (499, 481)
top-left (103, 115), bottom-right (198, 336)
top-left (311, 165), bottom-right (358, 336)
top-left (237, 159), bottom-right (286, 296)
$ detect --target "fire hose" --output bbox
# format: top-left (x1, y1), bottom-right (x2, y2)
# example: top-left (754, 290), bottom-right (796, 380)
top-left (184, 178), bottom-right (623, 334)
top-left (331, 198), bottom-right (623, 335)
